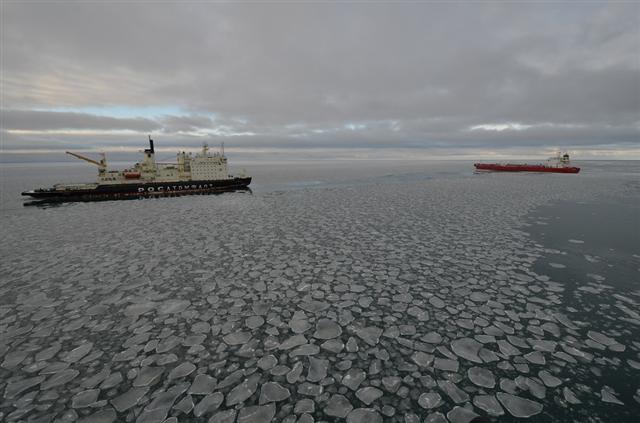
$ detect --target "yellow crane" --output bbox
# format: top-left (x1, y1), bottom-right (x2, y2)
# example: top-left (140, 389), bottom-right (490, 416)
top-left (65, 151), bottom-right (107, 171)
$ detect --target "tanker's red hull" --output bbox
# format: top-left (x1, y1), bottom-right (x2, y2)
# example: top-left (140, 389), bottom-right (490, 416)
top-left (474, 163), bottom-right (580, 173)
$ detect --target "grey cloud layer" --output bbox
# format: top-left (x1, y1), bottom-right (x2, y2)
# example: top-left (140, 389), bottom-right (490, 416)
top-left (2, 2), bottom-right (639, 155)
top-left (4, 110), bottom-right (160, 132)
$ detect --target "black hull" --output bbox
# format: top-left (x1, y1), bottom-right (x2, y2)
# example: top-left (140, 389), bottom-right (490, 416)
top-left (22, 177), bottom-right (252, 203)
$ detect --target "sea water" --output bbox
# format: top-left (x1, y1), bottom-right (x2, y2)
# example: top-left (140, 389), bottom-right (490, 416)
top-left (0, 160), bottom-right (638, 422)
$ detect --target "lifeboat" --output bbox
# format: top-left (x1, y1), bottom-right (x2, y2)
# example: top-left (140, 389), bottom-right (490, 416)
top-left (123, 171), bottom-right (141, 179)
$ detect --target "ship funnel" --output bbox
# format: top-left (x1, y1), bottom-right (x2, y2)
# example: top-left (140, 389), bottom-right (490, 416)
top-left (148, 135), bottom-right (155, 154)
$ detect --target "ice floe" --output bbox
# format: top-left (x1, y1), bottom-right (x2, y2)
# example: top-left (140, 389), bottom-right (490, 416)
top-left (497, 392), bottom-right (543, 417)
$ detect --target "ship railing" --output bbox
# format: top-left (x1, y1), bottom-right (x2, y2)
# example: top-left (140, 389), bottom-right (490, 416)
top-left (55, 183), bottom-right (98, 191)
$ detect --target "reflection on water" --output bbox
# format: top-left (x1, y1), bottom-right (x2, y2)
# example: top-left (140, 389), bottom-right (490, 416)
top-left (22, 188), bottom-right (254, 208)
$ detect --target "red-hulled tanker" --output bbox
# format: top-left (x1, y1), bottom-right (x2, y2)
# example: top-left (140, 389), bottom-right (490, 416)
top-left (474, 153), bottom-right (580, 174)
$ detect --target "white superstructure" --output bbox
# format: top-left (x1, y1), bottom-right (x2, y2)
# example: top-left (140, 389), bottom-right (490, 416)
top-left (546, 152), bottom-right (572, 167)
top-left (188, 145), bottom-right (230, 181)
top-left (64, 138), bottom-right (236, 186)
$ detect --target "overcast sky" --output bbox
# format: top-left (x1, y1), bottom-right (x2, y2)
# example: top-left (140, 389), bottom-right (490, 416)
top-left (2, 1), bottom-right (639, 160)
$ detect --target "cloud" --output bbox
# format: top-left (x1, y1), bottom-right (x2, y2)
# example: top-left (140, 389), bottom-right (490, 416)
top-left (1, 2), bottom-right (639, 158)
top-left (2, 110), bottom-right (161, 132)
top-left (159, 114), bottom-right (216, 134)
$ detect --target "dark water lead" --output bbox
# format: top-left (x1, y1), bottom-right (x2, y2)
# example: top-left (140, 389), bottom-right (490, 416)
top-left (525, 192), bottom-right (640, 422)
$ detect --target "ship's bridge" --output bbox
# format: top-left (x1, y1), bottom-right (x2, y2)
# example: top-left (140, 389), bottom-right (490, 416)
top-left (189, 144), bottom-right (231, 181)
